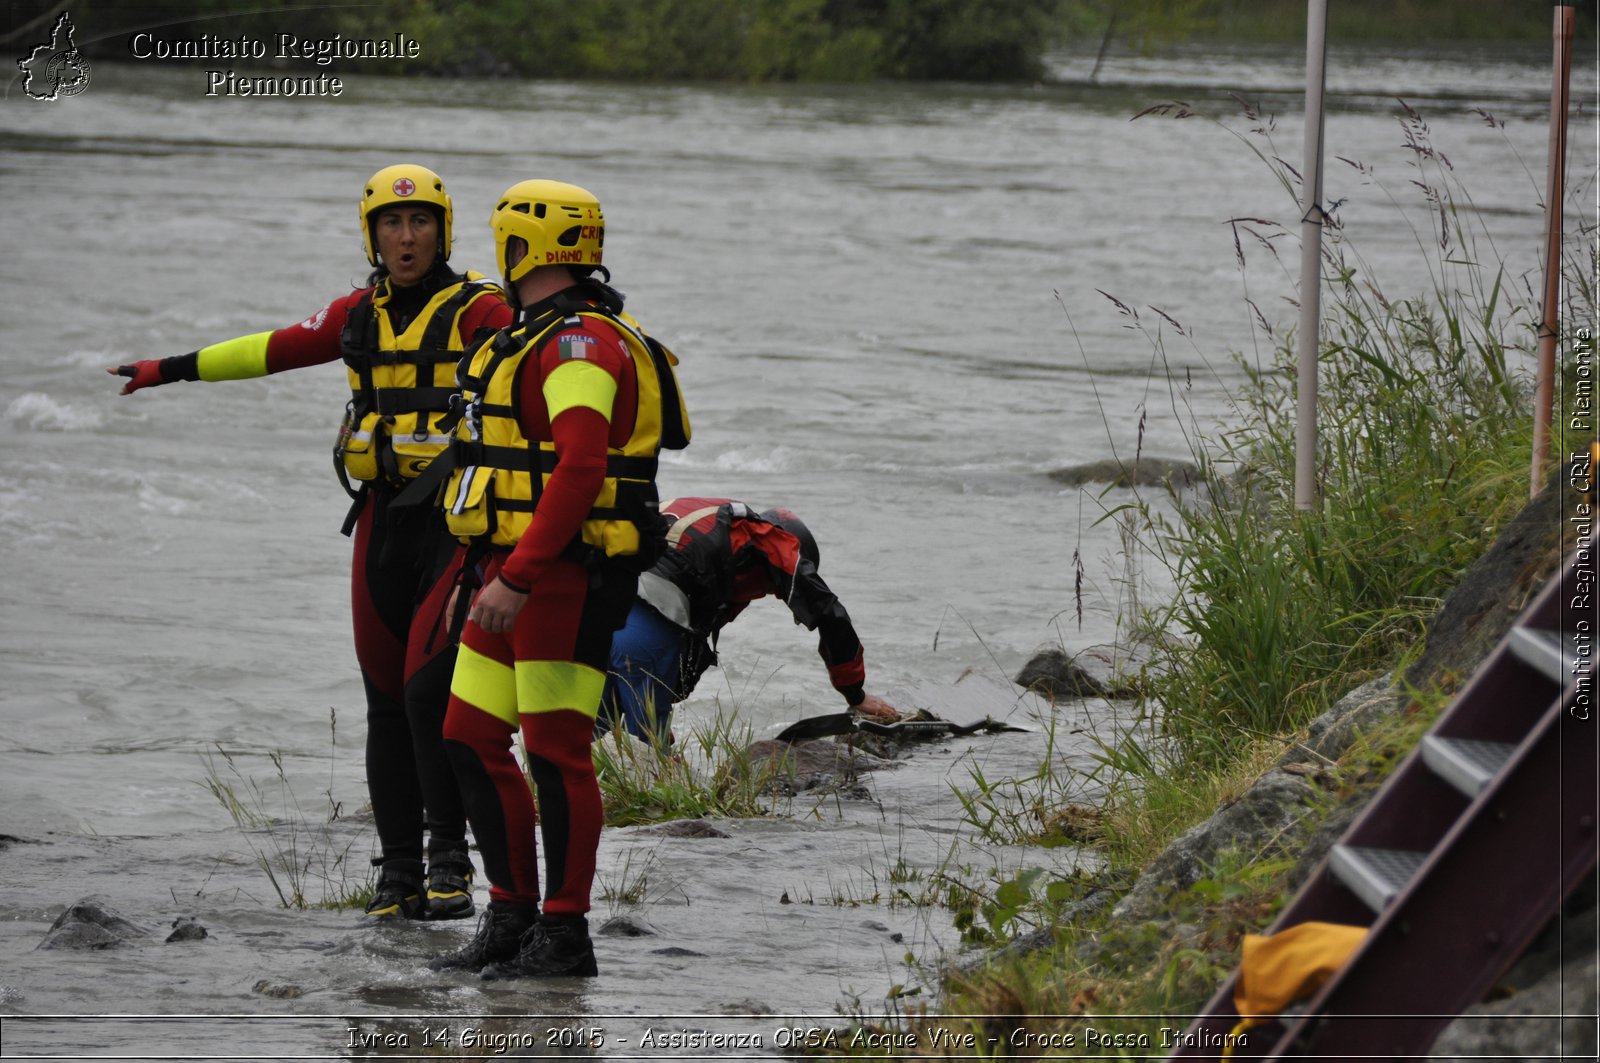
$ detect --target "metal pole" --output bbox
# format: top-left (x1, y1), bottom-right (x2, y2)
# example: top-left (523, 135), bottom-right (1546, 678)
top-left (1294, 0), bottom-right (1329, 511)
top-left (1531, 4), bottom-right (1574, 498)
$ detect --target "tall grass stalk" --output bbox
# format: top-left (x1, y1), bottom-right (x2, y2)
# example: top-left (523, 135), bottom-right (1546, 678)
top-left (201, 740), bottom-right (364, 910)
top-left (593, 702), bottom-right (789, 825)
top-left (907, 94), bottom-right (1596, 1062)
top-left (950, 711), bottom-right (1083, 847)
top-left (1113, 97), bottom-right (1561, 770)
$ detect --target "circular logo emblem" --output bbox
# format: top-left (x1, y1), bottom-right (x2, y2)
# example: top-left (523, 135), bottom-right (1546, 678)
top-left (45, 50), bottom-right (91, 98)
top-left (392, 177), bottom-right (416, 197)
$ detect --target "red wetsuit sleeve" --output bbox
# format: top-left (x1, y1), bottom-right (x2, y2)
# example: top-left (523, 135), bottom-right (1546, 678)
top-left (460, 293), bottom-right (515, 342)
top-left (497, 320), bottom-right (627, 591)
top-left (261, 291), bottom-right (364, 373)
top-left (736, 521), bottom-right (868, 704)
top-left (262, 285), bottom-right (508, 373)
top-left (498, 407), bottom-right (610, 591)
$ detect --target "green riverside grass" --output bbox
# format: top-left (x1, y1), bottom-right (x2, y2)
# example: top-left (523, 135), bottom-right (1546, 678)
top-left (594, 700), bottom-right (790, 825)
top-left (1122, 95), bottom-right (1545, 770)
top-left (829, 97), bottom-right (1597, 1056)
top-left (200, 709), bottom-right (367, 911)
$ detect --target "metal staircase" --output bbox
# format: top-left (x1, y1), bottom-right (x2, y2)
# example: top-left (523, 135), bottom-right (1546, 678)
top-left (1170, 545), bottom-right (1597, 1059)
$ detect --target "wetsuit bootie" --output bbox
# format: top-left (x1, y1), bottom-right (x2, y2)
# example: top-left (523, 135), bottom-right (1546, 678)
top-left (362, 858), bottom-right (427, 922)
top-left (480, 914), bottom-right (597, 980)
top-left (426, 900), bottom-right (537, 972)
top-left (424, 841), bottom-right (476, 921)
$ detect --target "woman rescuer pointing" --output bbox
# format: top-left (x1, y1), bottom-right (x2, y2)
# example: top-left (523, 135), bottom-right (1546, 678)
top-left (109, 165), bottom-right (513, 924)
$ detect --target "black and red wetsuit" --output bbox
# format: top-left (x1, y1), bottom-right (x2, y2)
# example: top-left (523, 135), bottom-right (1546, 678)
top-left (657, 497), bottom-right (867, 701)
top-left (151, 267), bottom-right (512, 873)
top-left (441, 295), bottom-right (642, 916)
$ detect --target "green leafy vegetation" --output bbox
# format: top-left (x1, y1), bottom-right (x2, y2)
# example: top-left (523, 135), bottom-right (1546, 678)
top-left (56, 0), bottom-right (1580, 81)
top-left (593, 703), bottom-right (789, 824)
top-left (200, 711), bottom-right (368, 911)
top-left (1123, 96), bottom-right (1547, 769)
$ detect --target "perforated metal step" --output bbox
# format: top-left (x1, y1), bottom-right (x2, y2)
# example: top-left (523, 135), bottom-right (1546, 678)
top-left (1507, 625), bottom-right (1572, 685)
top-left (1328, 844), bottom-right (1428, 913)
top-left (1421, 735), bottom-right (1517, 798)
top-left (1169, 545), bottom-right (1594, 1061)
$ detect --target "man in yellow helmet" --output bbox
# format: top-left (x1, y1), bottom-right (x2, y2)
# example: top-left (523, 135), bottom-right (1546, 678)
top-left (426, 179), bottom-right (688, 979)
top-left (108, 165), bottom-right (513, 924)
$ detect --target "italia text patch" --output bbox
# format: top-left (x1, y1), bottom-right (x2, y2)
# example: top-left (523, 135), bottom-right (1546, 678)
top-left (558, 334), bottom-right (596, 361)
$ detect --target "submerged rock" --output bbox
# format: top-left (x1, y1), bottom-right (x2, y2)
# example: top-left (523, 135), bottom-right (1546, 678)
top-left (252, 980), bottom-right (303, 999)
top-left (635, 819), bottom-right (731, 839)
top-left (1048, 456), bottom-right (1199, 489)
top-left (37, 900), bottom-right (148, 950)
top-left (165, 916), bottom-right (208, 943)
top-left (723, 998), bottom-right (775, 1015)
top-left (597, 915), bottom-right (659, 937)
top-left (736, 738), bottom-right (890, 798)
top-left (1014, 648), bottom-right (1110, 700)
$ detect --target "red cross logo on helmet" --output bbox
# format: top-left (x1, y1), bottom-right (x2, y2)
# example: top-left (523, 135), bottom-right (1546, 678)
top-left (392, 177), bottom-right (416, 196)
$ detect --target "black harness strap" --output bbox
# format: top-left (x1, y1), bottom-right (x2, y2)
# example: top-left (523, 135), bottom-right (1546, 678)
top-left (340, 482), bottom-right (369, 537)
top-left (389, 325), bottom-right (525, 510)
top-left (373, 387), bottom-right (458, 415)
top-left (340, 290), bottom-right (381, 421)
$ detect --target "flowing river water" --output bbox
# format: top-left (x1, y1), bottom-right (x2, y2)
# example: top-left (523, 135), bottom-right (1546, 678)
top-left (0, 36), bottom-right (1588, 1059)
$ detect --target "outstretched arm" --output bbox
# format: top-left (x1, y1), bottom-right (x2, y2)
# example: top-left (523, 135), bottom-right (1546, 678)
top-left (108, 294), bottom-right (356, 394)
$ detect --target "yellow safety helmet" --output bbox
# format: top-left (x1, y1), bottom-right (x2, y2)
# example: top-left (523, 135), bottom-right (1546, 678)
top-left (491, 180), bottom-right (604, 286)
top-left (360, 164), bottom-right (452, 267)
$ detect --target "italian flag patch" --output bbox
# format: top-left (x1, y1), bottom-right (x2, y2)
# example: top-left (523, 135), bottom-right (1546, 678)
top-left (558, 335), bottom-right (596, 360)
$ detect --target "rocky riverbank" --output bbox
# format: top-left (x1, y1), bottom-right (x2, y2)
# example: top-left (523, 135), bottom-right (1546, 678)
top-left (954, 477), bottom-right (1595, 1059)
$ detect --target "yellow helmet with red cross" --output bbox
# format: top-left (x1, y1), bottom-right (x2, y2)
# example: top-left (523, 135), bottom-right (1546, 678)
top-left (360, 164), bottom-right (452, 266)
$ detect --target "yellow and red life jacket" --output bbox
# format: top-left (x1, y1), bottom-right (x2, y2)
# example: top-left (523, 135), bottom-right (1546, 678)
top-left (441, 286), bottom-right (690, 564)
top-left (336, 271), bottom-right (501, 485)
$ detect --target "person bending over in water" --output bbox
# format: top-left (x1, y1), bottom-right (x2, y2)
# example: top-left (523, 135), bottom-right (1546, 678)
top-left (598, 497), bottom-right (899, 743)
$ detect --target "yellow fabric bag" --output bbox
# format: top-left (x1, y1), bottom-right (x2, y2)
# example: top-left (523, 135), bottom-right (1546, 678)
top-left (1225, 921), bottom-right (1367, 1056)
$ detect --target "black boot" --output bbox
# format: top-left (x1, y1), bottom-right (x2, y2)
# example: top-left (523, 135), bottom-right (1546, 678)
top-left (362, 858), bottom-right (426, 922)
top-left (424, 841), bottom-right (476, 921)
top-left (427, 901), bottom-right (537, 972)
top-left (481, 914), bottom-right (598, 980)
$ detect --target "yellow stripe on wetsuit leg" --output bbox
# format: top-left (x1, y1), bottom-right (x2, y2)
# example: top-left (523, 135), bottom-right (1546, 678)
top-left (515, 660), bottom-right (605, 719)
top-left (544, 360), bottom-right (617, 421)
top-left (451, 643), bottom-right (519, 727)
top-left (196, 332), bottom-right (272, 381)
